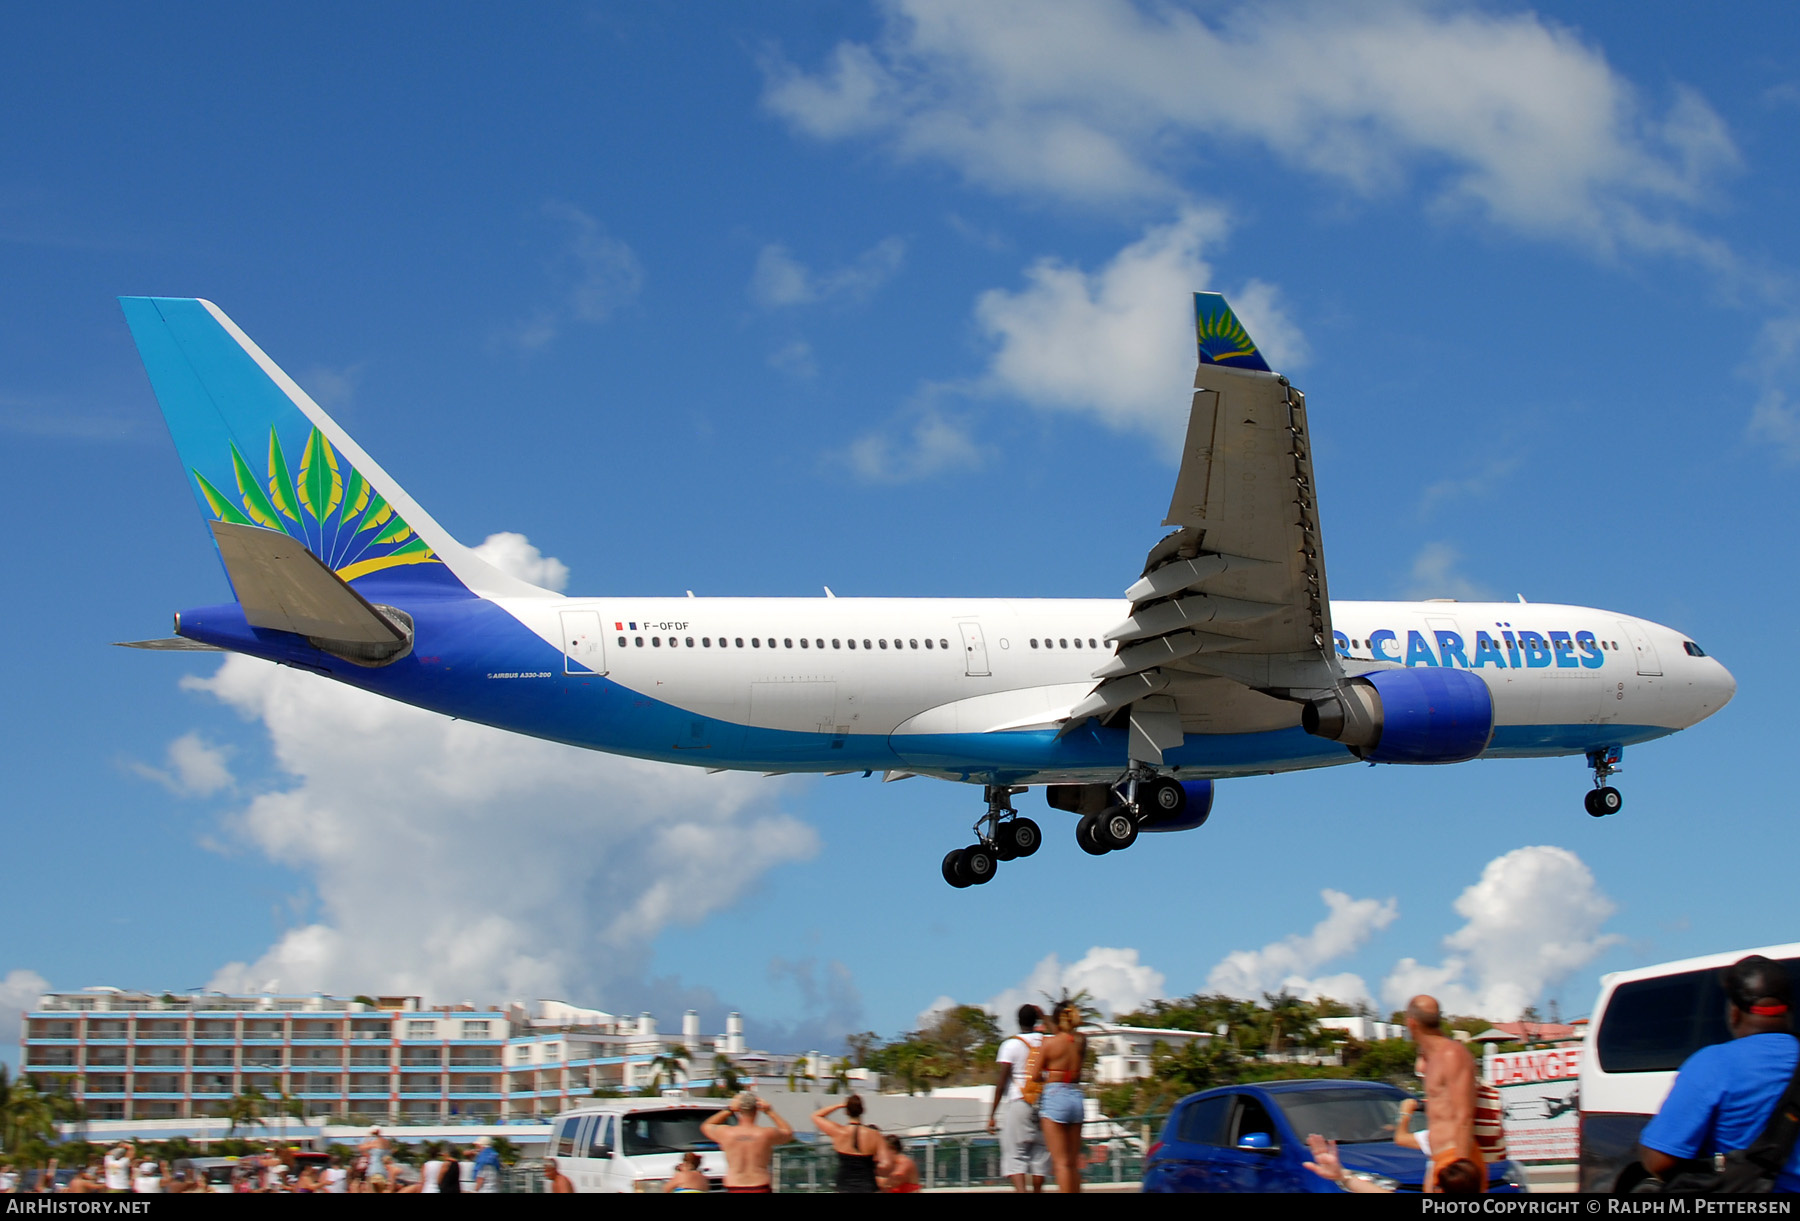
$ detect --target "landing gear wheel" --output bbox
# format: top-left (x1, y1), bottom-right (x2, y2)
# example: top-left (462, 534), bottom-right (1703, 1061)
top-left (1001, 817), bottom-right (1042, 858)
top-left (962, 844), bottom-right (998, 885)
top-left (942, 849), bottom-right (973, 888)
top-left (1589, 786), bottom-right (1623, 817)
top-left (1143, 777), bottom-right (1186, 821)
top-left (1076, 813), bottom-right (1111, 856)
top-left (1097, 806), bottom-right (1140, 851)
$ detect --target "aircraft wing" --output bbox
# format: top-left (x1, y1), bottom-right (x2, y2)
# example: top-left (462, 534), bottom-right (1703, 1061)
top-left (1066, 293), bottom-right (1342, 762)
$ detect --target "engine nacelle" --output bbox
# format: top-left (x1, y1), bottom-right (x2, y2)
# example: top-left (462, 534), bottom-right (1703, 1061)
top-left (1141, 779), bottom-right (1214, 832)
top-left (1302, 669), bottom-right (1493, 764)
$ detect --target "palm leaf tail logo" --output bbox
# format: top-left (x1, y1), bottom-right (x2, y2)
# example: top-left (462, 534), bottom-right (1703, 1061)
top-left (333, 466), bottom-right (370, 569)
top-left (297, 427), bottom-right (345, 563)
top-left (193, 470), bottom-right (252, 526)
top-left (265, 427), bottom-right (307, 548)
top-left (229, 441), bottom-right (286, 532)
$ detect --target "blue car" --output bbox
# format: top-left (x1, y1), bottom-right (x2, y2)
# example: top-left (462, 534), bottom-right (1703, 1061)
top-left (1142, 1079), bottom-right (1527, 1193)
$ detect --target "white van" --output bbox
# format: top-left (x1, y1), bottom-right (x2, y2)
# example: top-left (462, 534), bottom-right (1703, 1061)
top-left (546, 1099), bottom-right (729, 1192)
top-left (1578, 941), bottom-right (1800, 1192)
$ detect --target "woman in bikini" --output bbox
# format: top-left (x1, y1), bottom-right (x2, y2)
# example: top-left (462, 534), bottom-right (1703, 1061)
top-left (1034, 1000), bottom-right (1088, 1194)
top-left (812, 1094), bottom-right (890, 1194)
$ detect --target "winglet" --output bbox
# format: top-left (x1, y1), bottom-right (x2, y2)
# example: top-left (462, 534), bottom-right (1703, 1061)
top-left (1193, 292), bottom-right (1272, 372)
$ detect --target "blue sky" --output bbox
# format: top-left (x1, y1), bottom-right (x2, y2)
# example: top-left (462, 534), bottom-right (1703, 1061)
top-left (4, 1), bottom-right (1797, 1058)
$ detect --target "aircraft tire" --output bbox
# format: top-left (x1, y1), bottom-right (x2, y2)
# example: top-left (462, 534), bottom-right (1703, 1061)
top-left (1596, 786), bottom-right (1623, 816)
top-left (1584, 790), bottom-right (1604, 817)
top-left (1144, 777), bottom-right (1187, 820)
top-left (1076, 814), bottom-right (1111, 856)
top-left (1097, 806), bottom-right (1139, 851)
top-left (942, 849), bottom-right (973, 888)
top-left (1007, 817), bottom-right (1042, 858)
top-left (963, 844), bottom-right (998, 884)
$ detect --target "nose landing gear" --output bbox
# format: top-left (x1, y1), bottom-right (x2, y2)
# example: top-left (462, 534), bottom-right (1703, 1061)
top-left (1585, 747), bottom-right (1623, 817)
top-left (941, 786), bottom-right (1041, 887)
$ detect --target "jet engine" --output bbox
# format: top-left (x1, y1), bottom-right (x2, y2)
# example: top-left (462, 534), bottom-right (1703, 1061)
top-left (1140, 779), bottom-right (1214, 832)
top-left (1302, 668), bottom-right (1493, 764)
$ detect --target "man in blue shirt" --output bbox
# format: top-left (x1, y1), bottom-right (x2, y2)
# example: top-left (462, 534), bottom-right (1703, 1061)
top-left (1640, 956), bottom-right (1800, 1193)
top-left (471, 1135), bottom-right (502, 1193)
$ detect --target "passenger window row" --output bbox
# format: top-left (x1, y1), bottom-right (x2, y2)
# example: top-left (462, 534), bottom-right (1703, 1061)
top-left (1031, 637), bottom-right (1100, 649)
top-left (616, 635), bottom-right (952, 652)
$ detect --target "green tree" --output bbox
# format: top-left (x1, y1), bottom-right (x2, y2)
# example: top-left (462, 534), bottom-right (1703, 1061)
top-left (1041, 988), bottom-right (1104, 1026)
top-left (224, 1087), bottom-right (268, 1137)
top-left (647, 1046), bottom-right (690, 1093)
top-left (1262, 992), bottom-right (1318, 1054)
top-left (0, 1066), bottom-right (60, 1156)
top-left (1349, 1038), bottom-right (1420, 1085)
top-left (708, 1054), bottom-right (743, 1098)
top-left (844, 1032), bottom-right (880, 1069)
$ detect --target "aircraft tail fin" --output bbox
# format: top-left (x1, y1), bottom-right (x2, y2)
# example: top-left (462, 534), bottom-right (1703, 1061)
top-left (1193, 291), bottom-right (1273, 373)
top-left (120, 297), bottom-right (551, 601)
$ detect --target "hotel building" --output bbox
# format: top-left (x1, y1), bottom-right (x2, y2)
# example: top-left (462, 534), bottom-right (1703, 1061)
top-left (18, 988), bottom-right (754, 1124)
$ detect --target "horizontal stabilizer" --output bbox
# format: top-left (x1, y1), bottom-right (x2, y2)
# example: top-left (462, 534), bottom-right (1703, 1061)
top-left (210, 520), bottom-right (406, 646)
top-left (113, 637), bottom-right (225, 652)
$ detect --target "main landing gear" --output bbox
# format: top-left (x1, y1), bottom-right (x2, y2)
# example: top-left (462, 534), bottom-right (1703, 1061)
top-left (941, 786), bottom-right (1042, 888)
top-left (1077, 772), bottom-right (1187, 856)
top-left (1584, 747), bottom-right (1624, 818)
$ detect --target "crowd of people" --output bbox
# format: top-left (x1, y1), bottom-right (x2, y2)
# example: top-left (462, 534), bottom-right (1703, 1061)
top-left (0, 1129), bottom-right (506, 1194)
top-left (4, 957), bottom-right (1792, 1195)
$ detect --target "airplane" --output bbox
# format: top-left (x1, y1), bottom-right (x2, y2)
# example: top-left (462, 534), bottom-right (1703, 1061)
top-left (117, 294), bottom-right (1736, 888)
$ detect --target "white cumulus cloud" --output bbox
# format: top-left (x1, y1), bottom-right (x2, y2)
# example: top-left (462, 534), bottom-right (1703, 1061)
top-left (0, 969), bottom-right (50, 1064)
top-left (1206, 889), bottom-right (1398, 1006)
top-left (470, 531), bottom-right (571, 592)
top-left (499, 201), bottom-right (643, 352)
top-left (763, 0), bottom-right (1738, 259)
top-left (1403, 542), bottom-right (1492, 602)
top-left (984, 946), bottom-right (1166, 1022)
top-left (843, 399), bottom-right (988, 483)
top-left (131, 731), bottom-right (235, 797)
top-left (185, 647), bottom-right (818, 1009)
top-left (1382, 845), bottom-right (1621, 1020)
top-left (750, 236), bottom-right (906, 308)
top-left (973, 208), bottom-right (1302, 448)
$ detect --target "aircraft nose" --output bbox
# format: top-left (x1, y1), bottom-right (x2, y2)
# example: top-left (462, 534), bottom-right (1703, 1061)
top-left (1695, 657), bottom-right (1736, 720)
top-left (1714, 660), bottom-right (1737, 708)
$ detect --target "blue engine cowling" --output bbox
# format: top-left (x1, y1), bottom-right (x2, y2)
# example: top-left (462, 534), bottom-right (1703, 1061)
top-left (1359, 668), bottom-right (1494, 763)
top-left (1141, 780), bottom-right (1214, 832)
top-left (1303, 669), bottom-right (1494, 764)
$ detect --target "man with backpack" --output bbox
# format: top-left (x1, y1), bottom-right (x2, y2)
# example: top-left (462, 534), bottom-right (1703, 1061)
top-left (1638, 956), bottom-right (1800, 1194)
top-left (988, 1004), bottom-right (1051, 1192)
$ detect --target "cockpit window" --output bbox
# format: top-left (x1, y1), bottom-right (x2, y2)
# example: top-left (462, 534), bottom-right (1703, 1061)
top-left (1683, 642), bottom-right (1707, 657)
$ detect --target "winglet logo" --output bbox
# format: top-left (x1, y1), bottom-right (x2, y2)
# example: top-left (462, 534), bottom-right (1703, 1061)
top-left (191, 425), bottom-right (440, 583)
top-left (1194, 291), bottom-right (1272, 372)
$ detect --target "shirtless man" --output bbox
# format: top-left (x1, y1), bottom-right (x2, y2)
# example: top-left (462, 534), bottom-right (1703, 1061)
top-left (1405, 995), bottom-right (1483, 1193)
top-left (543, 1158), bottom-right (574, 1194)
top-left (700, 1091), bottom-right (793, 1193)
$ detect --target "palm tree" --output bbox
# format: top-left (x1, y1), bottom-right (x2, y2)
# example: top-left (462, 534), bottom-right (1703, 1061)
top-left (224, 1087), bottom-right (268, 1138)
top-left (275, 1089), bottom-right (305, 1139)
top-left (1041, 987), bottom-right (1105, 1026)
top-left (647, 1046), bottom-right (690, 1093)
top-left (786, 1055), bottom-right (808, 1092)
top-left (710, 1054), bottom-right (743, 1098)
top-left (1263, 992), bottom-right (1315, 1055)
top-left (0, 1066), bottom-right (60, 1155)
top-left (828, 1057), bottom-right (852, 1095)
